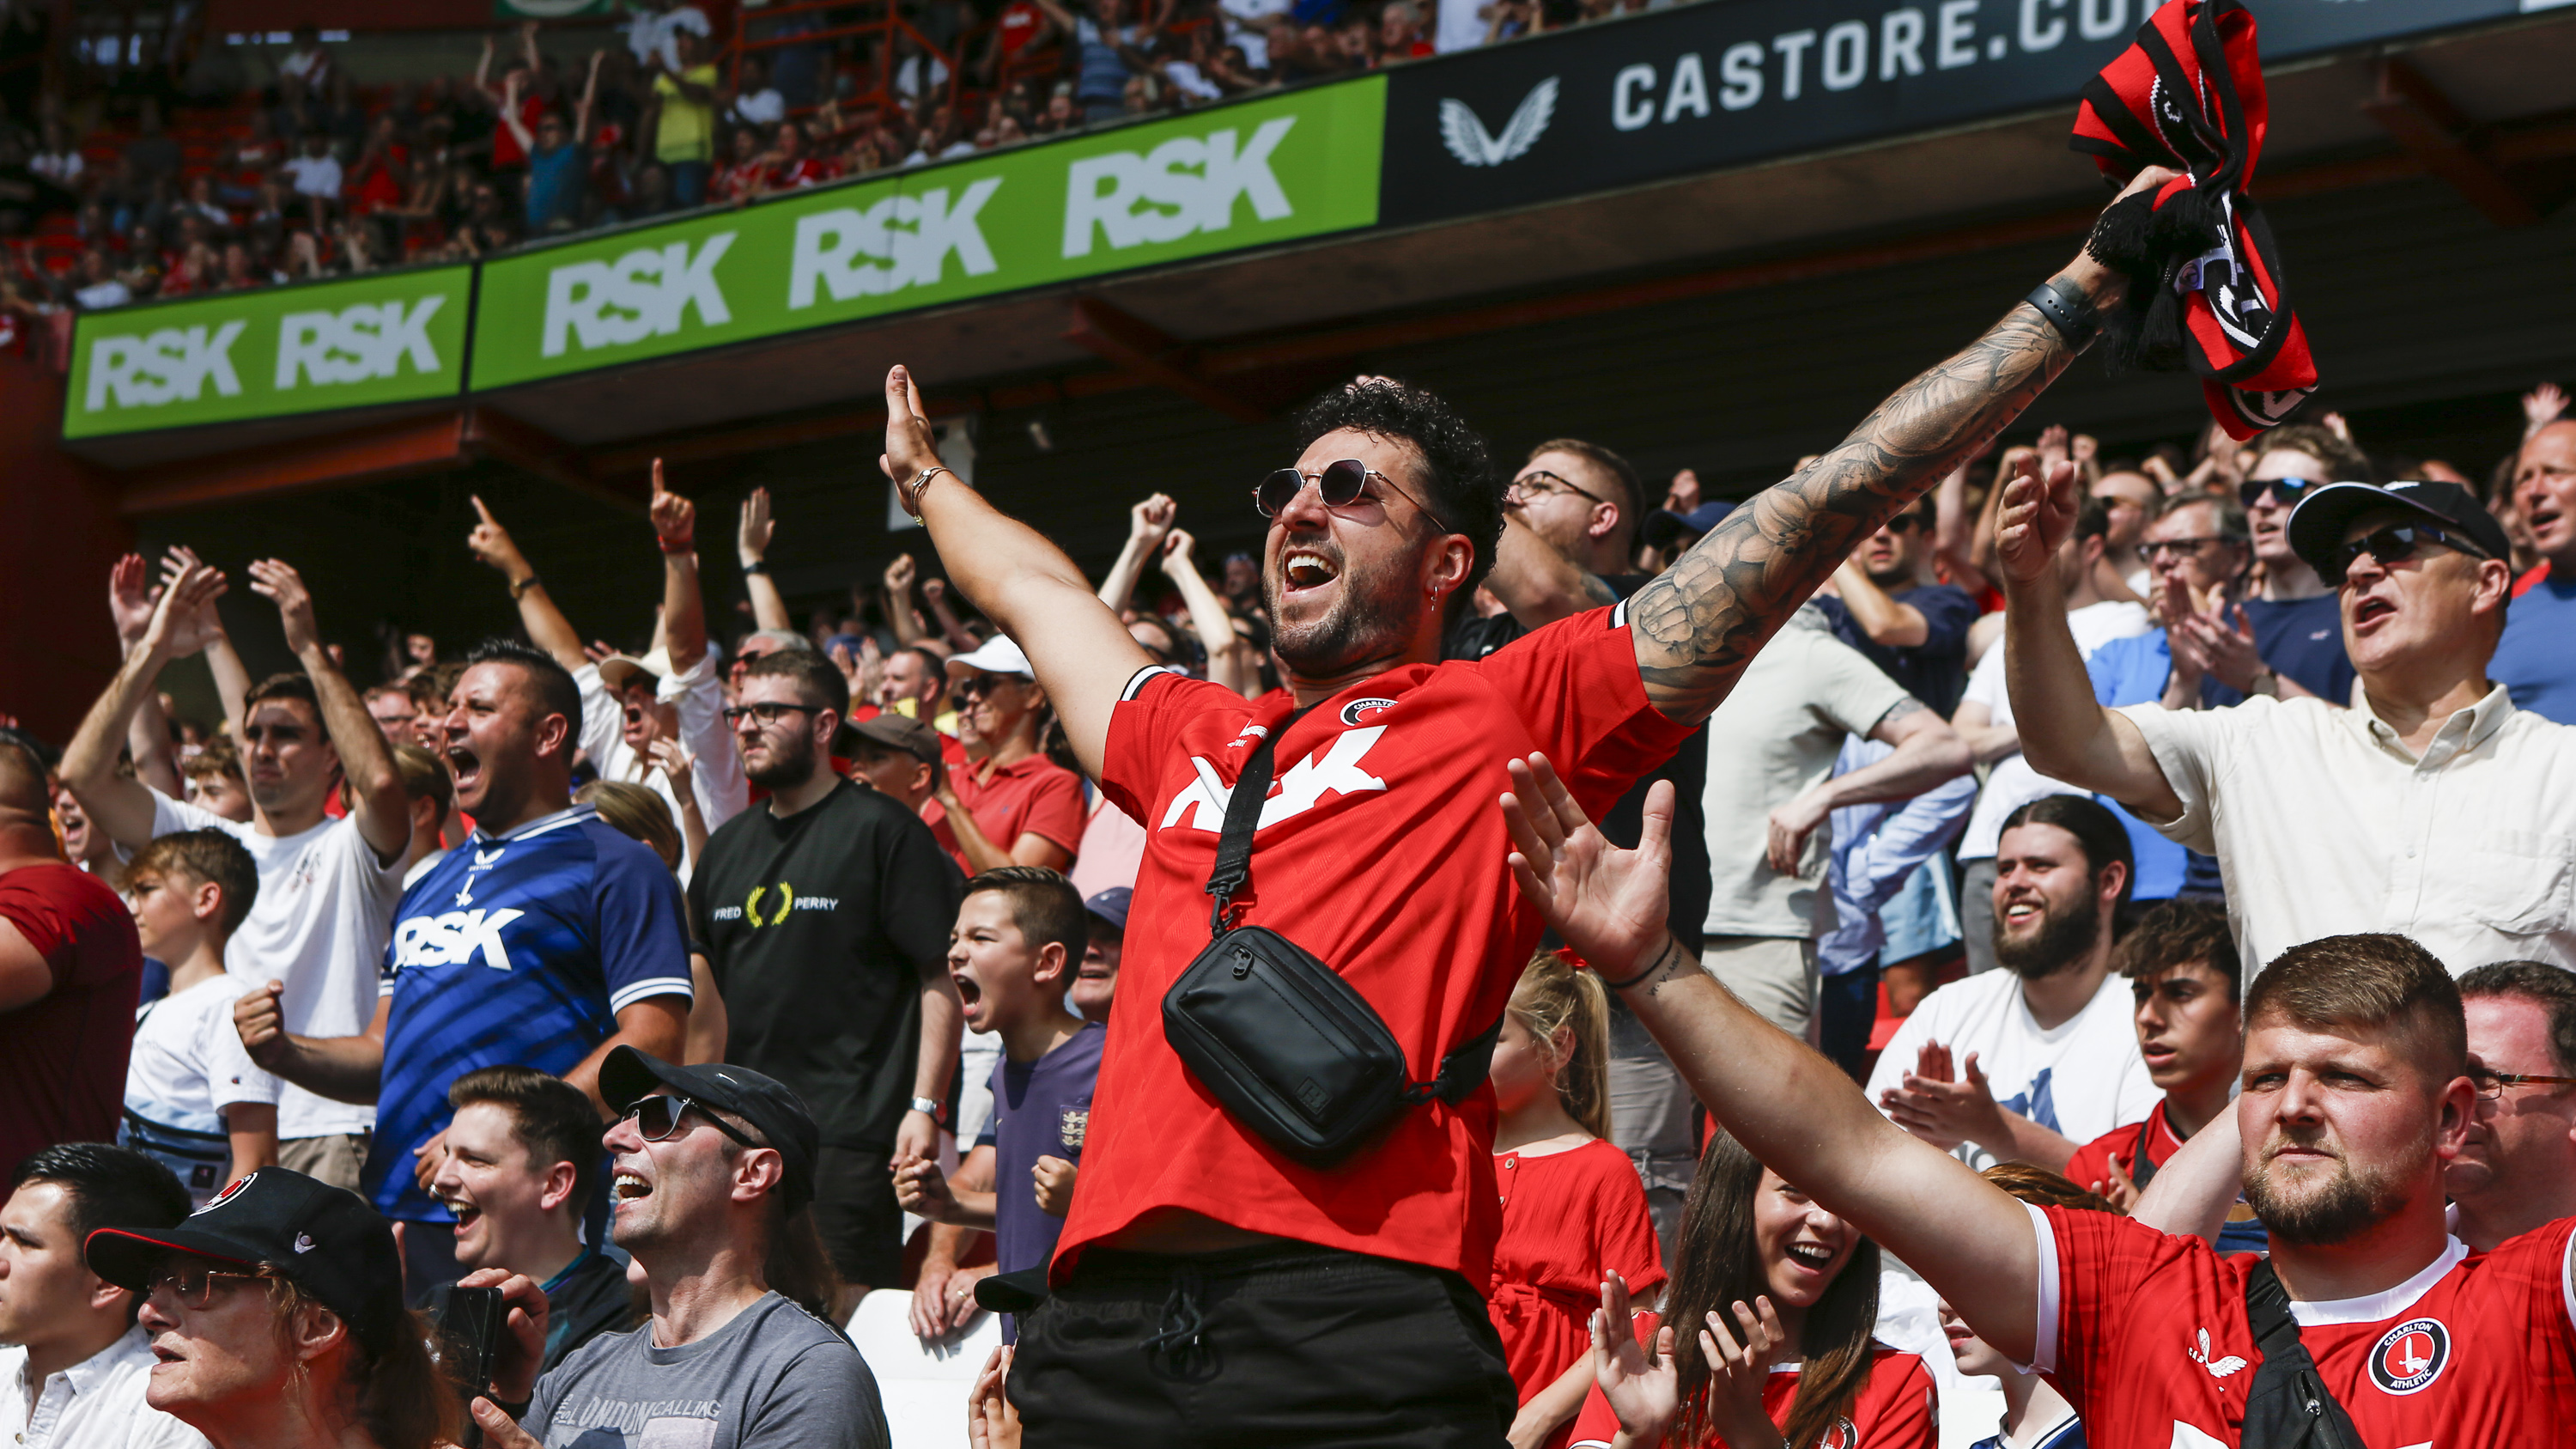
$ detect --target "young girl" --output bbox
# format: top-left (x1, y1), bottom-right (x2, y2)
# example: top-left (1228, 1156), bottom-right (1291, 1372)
top-left (1945, 1166), bottom-right (2110, 1449)
top-left (1490, 953), bottom-right (1668, 1449)
top-left (1571, 1128), bottom-right (1936, 1449)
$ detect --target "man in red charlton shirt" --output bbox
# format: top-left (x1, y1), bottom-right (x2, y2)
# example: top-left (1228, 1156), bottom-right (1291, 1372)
top-left (873, 161), bottom-right (2178, 1445)
top-left (0, 736), bottom-right (144, 1169)
top-left (1517, 758), bottom-right (2576, 1449)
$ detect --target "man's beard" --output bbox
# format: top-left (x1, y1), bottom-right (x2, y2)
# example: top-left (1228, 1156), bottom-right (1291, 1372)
top-left (1266, 548), bottom-right (1424, 677)
top-left (746, 729), bottom-right (818, 791)
top-left (2244, 1130), bottom-right (2421, 1246)
top-left (1994, 892), bottom-right (2099, 980)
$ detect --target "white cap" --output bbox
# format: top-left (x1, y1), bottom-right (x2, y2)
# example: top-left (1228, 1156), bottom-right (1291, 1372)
top-left (943, 635), bottom-right (1033, 680)
top-left (597, 646), bottom-right (674, 693)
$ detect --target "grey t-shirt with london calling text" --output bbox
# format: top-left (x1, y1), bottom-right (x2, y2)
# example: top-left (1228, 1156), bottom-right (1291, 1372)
top-left (521, 1291), bottom-right (888, 1449)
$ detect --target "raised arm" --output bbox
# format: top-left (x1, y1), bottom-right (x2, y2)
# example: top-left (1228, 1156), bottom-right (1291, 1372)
top-left (1622, 167), bottom-right (2168, 724)
top-left (1500, 753), bottom-right (2044, 1364)
top-left (249, 559), bottom-right (409, 863)
top-left (881, 367), bottom-right (1151, 776)
top-left (1765, 700), bottom-right (1968, 874)
top-left (1994, 453), bottom-right (2184, 821)
top-left (736, 487), bottom-right (792, 632)
top-left (1157, 529), bottom-right (1243, 665)
top-left (466, 495), bottom-right (588, 673)
top-left (647, 462), bottom-right (708, 676)
top-left (1829, 554), bottom-right (1929, 648)
top-left (108, 556), bottom-right (183, 798)
top-left (63, 562), bottom-right (230, 849)
top-left (575, 51), bottom-right (602, 144)
top-left (1097, 495), bottom-right (1176, 613)
top-left (498, 70), bottom-right (536, 154)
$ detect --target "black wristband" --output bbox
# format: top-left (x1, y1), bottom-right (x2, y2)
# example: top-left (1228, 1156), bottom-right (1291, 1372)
top-left (1599, 939), bottom-right (1680, 991)
top-left (2024, 277), bottom-right (2100, 346)
top-left (741, 559), bottom-right (769, 575)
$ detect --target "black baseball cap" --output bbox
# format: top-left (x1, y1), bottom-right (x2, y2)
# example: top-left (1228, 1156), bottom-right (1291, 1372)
top-left (1642, 500), bottom-right (1734, 552)
top-left (2287, 480), bottom-right (2513, 583)
top-left (85, 1169), bottom-right (406, 1356)
top-left (600, 1048), bottom-right (822, 1214)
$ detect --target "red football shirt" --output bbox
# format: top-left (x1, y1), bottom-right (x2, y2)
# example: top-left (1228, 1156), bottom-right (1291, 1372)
top-left (949, 752), bottom-right (1084, 874)
top-left (998, 2), bottom-right (1047, 53)
top-left (1491, 1138), bottom-right (1666, 1436)
top-left (1061, 606), bottom-right (1692, 1284)
top-left (2063, 1098), bottom-right (2188, 1196)
top-left (1568, 1324), bottom-right (1936, 1449)
top-left (2032, 1203), bottom-right (2576, 1446)
top-left (0, 863), bottom-right (143, 1171)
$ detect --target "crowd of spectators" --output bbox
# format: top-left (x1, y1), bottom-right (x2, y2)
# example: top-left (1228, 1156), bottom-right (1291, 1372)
top-left (0, 0), bottom-right (1661, 325)
top-left (7, 153), bottom-right (2576, 1446)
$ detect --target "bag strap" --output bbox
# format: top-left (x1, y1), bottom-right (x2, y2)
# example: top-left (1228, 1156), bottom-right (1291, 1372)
top-left (1422, 1014), bottom-right (1505, 1105)
top-left (2241, 1260), bottom-right (2364, 1449)
top-left (1203, 709), bottom-right (1311, 938)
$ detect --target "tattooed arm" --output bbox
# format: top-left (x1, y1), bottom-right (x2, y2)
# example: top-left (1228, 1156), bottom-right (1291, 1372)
top-left (1625, 170), bottom-right (2169, 723)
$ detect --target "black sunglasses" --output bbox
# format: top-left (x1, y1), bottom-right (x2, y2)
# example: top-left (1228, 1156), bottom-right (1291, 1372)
top-left (2239, 475), bottom-right (2325, 509)
top-left (624, 1093), bottom-right (760, 1149)
top-left (1881, 513), bottom-right (1928, 535)
top-left (1255, 459), bottom-right (1456, 534)
top-left (2328, 523), bottom-right (2489, 585)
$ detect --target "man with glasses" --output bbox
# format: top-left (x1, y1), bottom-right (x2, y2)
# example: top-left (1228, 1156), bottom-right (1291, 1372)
top-left (1449, 439), bottom-right (1644, 662)
top-left (2003, 453), bottom-right (2576, 977)
top-left (2446, 961), bottom-right (2576, 1251)
top-left (63, 555), bottom-right (410, 1193)
top-left (238, 639), bottom-right (692, 1300)
top-left (2234, 423), bottom-right (2366, 704)
top-left (866, 160), bottom-right (2186, 1447)
top-left (461, 1050), bottom-right (889, 1449)
top-left (688, 650), bottom-right (962, 1313)
top-left (936, 637), bottom-right (1081, 876)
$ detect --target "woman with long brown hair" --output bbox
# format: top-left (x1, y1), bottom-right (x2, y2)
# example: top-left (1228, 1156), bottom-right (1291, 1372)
top-left (1567, 1129), bottom-right (1935, 1449)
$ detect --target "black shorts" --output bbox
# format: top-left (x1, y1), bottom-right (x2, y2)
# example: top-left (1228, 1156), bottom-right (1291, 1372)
top-left (811, 1145), bottom-right (905, 1291)
top-left (1011, 1243), bottom-right (1516, 1449)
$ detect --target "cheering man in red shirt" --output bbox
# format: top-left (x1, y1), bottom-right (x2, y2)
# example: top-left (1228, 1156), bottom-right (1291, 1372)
top-left (875, 161), bottom-right (2178, 1445)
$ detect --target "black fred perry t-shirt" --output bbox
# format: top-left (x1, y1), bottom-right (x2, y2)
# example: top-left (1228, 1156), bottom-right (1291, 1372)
top-left (688, 781), bottom-right (964, 1153)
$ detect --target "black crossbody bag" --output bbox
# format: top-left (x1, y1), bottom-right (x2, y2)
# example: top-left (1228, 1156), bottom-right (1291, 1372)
top-left (2238, 1260), bottom-right (2363, 1448)
top-left (1161, 714), bottom-right (1502, 1169)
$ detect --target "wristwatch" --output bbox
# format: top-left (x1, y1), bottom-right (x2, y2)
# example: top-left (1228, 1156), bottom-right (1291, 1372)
top-left (908, 1096), bottom-right (946, 1124)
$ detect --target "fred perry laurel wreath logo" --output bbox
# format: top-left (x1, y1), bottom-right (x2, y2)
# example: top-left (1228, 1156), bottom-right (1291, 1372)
top-left (1438, 77), bottom-right (1558, 167)
top-left (2367, 1317), bottom-right (2450, 1395)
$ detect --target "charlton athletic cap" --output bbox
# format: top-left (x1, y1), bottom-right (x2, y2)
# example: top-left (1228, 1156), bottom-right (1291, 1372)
top-left (84, 1169), bottom-right (407, 1356)
top-left (2285, 479), bottom-right (2512, 583)
top-left (600, 1047), bottom-right (823, 1215)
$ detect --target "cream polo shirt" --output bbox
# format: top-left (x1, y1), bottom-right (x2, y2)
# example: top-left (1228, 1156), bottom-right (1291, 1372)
top-left (2117, 684), bottom-right (2576, 980)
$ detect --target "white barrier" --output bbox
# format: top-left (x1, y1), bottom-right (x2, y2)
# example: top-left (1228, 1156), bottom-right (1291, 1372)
top-left (848, 1288), bottom-right (1005, 1449)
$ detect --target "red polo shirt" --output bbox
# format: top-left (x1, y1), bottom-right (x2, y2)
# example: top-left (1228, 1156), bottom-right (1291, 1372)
top-left (0, 863), bottom-right (143, 1171)
top-left (947, 752), bottom-right (1084, 874)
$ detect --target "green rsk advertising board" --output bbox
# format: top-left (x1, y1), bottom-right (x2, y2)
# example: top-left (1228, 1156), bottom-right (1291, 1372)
top-left (469, 77), bottom-right (1387, 388)
top-left (64, 265), bottom-right (475, 439)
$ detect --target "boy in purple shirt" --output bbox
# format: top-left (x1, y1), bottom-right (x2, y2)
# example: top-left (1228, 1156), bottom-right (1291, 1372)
top-left (893, 867), bottom-right (1102, 1339)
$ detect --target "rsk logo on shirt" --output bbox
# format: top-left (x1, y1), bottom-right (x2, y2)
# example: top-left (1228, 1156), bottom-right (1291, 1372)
top-left (2368, 1318), bottom-right (2450, 1395)
top-left (392, 908), bottom-right (527, 972)
top-left (1162, 726), bottom-right (1388, 833)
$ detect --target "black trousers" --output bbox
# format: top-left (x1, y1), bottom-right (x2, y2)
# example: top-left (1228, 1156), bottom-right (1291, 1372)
top-left (1011, 1243), bottom-right (1516, 1449)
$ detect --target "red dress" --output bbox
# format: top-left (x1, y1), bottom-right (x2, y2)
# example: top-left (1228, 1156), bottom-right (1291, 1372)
top-left (1490, 1137), bottom-right (1667, 1447)
top-left (1569, 1323), bottom-right (1936, 1449)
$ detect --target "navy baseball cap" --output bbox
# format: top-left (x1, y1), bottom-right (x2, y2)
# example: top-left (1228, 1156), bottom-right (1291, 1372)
top-left (1084, 886), bottom-right (1131, 932)
top-left (600, 1048), bottom-right (822, 1214)
top-left (86, 1169), bottom-right (407, 1356)
top-left (1642, 500), bottom-right (1734, 552)
top-left (2286, 479), bottom-right (2512, 584)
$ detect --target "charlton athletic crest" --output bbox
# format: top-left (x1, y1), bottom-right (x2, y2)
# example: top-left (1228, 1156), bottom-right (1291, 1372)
top-left (2366, 1318), bottom-right (2450, 1395)
top-left (1816, 1417), bottom-right (1859, 1449)
top-left (1340, 697), bottom-right (1398, 727)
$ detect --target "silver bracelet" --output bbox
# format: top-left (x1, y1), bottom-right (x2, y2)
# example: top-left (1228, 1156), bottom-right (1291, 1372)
top-left (902, 466), bottom-right (951, 521)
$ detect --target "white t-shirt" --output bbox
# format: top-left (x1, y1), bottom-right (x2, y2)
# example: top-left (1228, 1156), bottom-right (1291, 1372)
top-left (281, 152), bottom-right (341, 199)
top-left (1434, 0), bottom-right (1490, 52)
top-left (1863, 966), bottom-right (2158, 1173)
top-left (150, 791), bottom-right (405, 1139)
top-left (1955, 599), bottom-right (2151, 860)
top-left (126, 973), bottom-right (281, 1134)
top-left (575, 654), bottom-right (748, 882)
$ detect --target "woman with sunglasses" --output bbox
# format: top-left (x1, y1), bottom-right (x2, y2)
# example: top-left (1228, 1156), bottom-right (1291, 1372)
top-left (85, 1168), bottom-right (453, 1449)
top-left (1568, 1129), bottom-right (1935, 1449)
